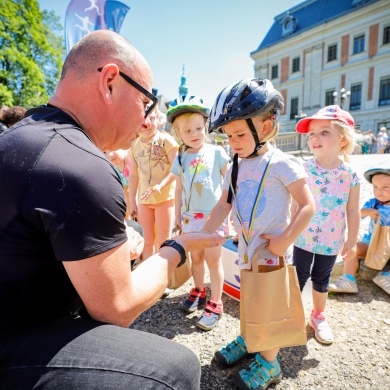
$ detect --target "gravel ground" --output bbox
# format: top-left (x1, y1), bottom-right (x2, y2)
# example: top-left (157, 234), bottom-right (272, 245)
top-left (131, 154), bottom-right (390, 390)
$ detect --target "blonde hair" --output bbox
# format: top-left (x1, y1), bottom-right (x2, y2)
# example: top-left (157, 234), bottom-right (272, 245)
top-left (251, 112), bottom-right (281, 143)
top-left (332, 120), bottom-right (356, 162)
top-left (171, 112), bottom-right (210, 144)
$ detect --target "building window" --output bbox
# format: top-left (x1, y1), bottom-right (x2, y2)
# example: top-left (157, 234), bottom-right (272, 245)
top-left (353, 34), bottom-right (365, 54)
top-left (350, 84), bottom-right (362, 110)
top-left (271, 65), bottom-right (278, 79)
top-left (325, 89), bottom-right (335, 106)
top-left (290, 97), bottom-right (299, 120)
top-left (292, 57), bottom-right (300, 73)
top-left (383, 26), bottom-right (390, 45)
top-left (327, 44), bottom-right (337, 61)
top-left (379, 77), bottom-right (390, 106)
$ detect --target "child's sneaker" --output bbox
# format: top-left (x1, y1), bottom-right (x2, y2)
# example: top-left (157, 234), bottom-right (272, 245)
top-left (309, 310), bottom-right (334, 344)
top-left (214, 335), bottom-right (253, 367)
top-left (329, 275), bottom-right (358, 293)
top-left (196, 300), bottom-right (223, 331)
top-left (373, 271), bottom-right (390, 295)
top-left (233, 353), bottom-right (282, 390)
top-left (181, 287), bottom-right (207, 312)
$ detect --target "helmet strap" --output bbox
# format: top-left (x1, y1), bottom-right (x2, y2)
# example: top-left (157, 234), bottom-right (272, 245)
top-left (246, 118), bottom-right (265, 158)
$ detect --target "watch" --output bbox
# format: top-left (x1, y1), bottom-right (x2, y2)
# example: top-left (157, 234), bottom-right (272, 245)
top-left (160, 239), bottom-right (187, 268)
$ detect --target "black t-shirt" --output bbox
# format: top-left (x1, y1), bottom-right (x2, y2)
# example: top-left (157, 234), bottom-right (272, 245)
top-left (0, 106), bottom-right (128, 336)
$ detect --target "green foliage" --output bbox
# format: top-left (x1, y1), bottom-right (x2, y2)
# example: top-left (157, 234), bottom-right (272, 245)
top-left (0, 0), bottom-right (65, 108)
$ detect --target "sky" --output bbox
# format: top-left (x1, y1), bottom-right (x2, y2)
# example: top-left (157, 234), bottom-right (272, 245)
top-left (38, 0), bottom-right (299, 106)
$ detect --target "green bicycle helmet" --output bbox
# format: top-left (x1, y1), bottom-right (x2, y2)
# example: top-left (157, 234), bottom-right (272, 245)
top-left (166, 95), bottom-right (210, 124)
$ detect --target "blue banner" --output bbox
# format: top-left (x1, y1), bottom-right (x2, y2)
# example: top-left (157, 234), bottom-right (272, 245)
top-left (65, 0), bottom-right (130, 54)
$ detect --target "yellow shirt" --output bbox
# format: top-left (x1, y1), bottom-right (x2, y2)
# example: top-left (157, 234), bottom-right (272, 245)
top-left (131, 131), bottom-right (178, 204)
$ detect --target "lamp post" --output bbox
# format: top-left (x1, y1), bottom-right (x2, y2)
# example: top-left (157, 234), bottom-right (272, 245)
top-left (295, 111), bottom-right (307, 150)
top-left (333, 88), bottom-right (351, 109)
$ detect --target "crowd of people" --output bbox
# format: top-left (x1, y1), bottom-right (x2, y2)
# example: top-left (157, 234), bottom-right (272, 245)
top-left (0, 30), bottom-right (389, 390)
top-left (355, 127), bottom-right (390, 154)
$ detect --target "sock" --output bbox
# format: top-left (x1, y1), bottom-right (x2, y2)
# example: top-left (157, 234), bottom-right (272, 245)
top-left (344, 273), bottom-right (356, 281)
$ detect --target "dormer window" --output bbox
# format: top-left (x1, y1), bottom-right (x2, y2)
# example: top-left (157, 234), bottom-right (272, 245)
top-left (281, 12), bottom-right (297, 37)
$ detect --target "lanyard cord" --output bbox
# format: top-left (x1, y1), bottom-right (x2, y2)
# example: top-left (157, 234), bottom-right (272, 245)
top-left (231, 151), bottom-right (274, 247)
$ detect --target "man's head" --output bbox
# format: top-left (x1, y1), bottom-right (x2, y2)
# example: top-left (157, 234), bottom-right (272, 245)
top-left (50, 30), bottom-right (155, 151)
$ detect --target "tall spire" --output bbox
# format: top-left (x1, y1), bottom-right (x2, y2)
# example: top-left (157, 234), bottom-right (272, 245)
top-left (178, 64), bottom-right (188, 97)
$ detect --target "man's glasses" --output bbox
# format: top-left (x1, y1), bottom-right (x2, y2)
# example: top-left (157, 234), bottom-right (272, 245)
top-left (97, 67), bottom-right (158, 118)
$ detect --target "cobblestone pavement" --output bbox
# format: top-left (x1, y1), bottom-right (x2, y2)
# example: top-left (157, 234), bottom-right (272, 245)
top-left (131, 153), bottom-right (390, 390)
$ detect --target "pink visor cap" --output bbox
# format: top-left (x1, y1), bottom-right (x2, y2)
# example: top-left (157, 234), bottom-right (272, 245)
top-left (295, 105), bottom-right (355, 134)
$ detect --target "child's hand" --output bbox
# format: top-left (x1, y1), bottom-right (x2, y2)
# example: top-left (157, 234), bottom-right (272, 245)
top-left (141, 184), bottom-right (161, 200)
top-left (365, 208), bottom-right (380, 220)
top-left (341, 242), bottom-right (357, 261)
top-left (260, 233), bottom-right (289, 257)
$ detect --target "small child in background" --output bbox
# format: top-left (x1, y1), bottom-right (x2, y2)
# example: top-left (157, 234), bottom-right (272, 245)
top-left (329, 161), bottom-right (390, 295)
top-left (168, 95), bottom-right (230, 331)
top-left (202, 79), bottom-right (314, 390)
top-left (293, 105), bottom-right (360, 345)
top-left (127, 107), bottom-right (179, 260)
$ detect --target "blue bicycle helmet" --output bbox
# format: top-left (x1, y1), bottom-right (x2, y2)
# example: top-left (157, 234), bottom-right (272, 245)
top-left (208, 78), bottom-right (284, 133)
top-left (167, 95), bottom-right (210, 124)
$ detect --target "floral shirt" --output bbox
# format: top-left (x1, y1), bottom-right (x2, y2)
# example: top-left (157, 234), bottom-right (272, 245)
top-left (295, 159), bottom-right (360, 255)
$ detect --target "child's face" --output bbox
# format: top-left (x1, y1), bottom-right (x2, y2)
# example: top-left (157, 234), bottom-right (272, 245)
top-left (139, 111), bottom-right (158, 140)
top-left (223, 118), bottom-right (267, 158)
top-left (372, 174), bottom-right (390, 203)
top-left (307, 119), bottom-right (346, 157)
top-left (175, 113), bottom-right (206, 150)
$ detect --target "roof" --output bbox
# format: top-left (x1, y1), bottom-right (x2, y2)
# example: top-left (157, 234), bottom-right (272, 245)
top-left (252, 0), bottom-right (381, 54)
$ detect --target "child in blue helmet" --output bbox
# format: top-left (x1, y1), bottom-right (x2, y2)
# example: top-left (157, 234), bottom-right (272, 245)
top-left (202, 79), bottom-right (315, 390)
top-left (329, 161), bottom-right (390, 295)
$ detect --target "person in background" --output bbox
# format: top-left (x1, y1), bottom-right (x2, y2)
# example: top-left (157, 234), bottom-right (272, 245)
top-left (169, 95), bottom-right (230, 331)
top-left (0, 30), bottom-right (224, 389)
top-left (106, 149), bottom-right (131, 219)
top-left (202, 79), bottom-right (314, 389)
top-left (2, 105), bottom-right (26, 127)
top-left (329, 162), bottom-right (390, 295)
top-left (0, 105), bottom-right (9, 133)
top-left (375, 130), bottom-right (387, 154)
top-left (293, 105), bottom-right (360, 345)
top-left (128, 106), bottom-right (179, 261)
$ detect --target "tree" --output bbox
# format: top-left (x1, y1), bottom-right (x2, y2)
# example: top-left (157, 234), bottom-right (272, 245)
top-left (0, 0), bottom-right (64, 108)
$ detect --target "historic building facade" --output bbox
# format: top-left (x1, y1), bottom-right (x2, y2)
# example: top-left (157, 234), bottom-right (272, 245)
top-left (251, 0), bottom-right (390, 134)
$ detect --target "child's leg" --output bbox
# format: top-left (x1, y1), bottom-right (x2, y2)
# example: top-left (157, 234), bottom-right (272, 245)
top-left (292, 246), bottom-right (314, 291)
top-left (137, 203), bottom-right (156, 260)
top-left (343, 241), bottom-right (368, 276)
top-left (153, 199), bottom-right (175, 249)
top-left (190, 249), bottom-right (206, 290)
top-left (204, 245), bottom-right (223, 302)
top-left (310, 254), bottom-right (337, 344)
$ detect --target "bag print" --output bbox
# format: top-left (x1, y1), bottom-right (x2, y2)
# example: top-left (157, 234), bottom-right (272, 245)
top-left (364, 219), bottom-right (390, 270)
top-left (240, 255), bottom-right (307, 352)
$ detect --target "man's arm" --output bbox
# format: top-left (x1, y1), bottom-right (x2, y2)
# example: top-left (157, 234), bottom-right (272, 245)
top-left (63, 232), bottom-right (225, 327)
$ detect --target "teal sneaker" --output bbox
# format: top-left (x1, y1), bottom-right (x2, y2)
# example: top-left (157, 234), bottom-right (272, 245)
top-left (234, 353), bottom-right (282, 390)
top-left (214, 335), bottom-right (253, 367)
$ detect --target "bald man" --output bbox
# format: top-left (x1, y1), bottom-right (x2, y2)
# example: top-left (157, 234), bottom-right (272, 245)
top-left (0, 30), bottom-right (224, 389)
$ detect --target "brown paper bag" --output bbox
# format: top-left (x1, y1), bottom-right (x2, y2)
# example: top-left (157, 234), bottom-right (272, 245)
top-left (240, 256), bottom-right (307, 353)
top-left (364, 220), bottom-right (390, 270)
top-left (168, 253), bottom-right (192, 289)
top-left (168, 228), bottom-right (192, 289)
